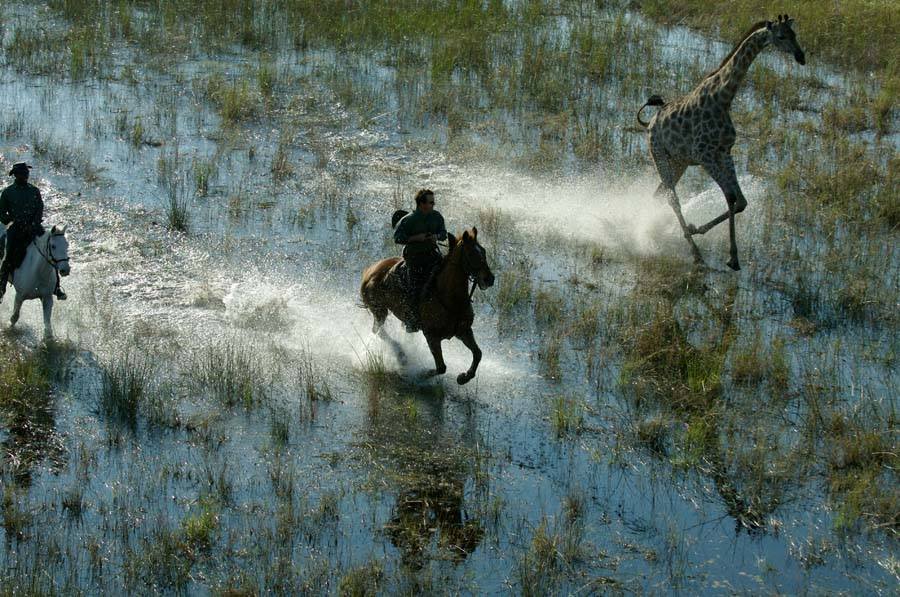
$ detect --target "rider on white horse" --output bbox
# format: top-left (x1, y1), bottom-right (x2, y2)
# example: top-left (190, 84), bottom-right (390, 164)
top-left (0, 162), bottom-right (66, 303)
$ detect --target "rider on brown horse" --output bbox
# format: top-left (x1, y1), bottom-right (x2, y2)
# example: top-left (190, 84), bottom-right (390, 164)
top-left (361, 226), bottom-right (494, 385)
top-left (393, 189), bottom-right (447, 332)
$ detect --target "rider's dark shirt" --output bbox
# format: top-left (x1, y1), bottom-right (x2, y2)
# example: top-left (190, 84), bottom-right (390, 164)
top-left (0, 181), bottom-right (43, 231)
top-left (394, 208), bottom-right (447, 260)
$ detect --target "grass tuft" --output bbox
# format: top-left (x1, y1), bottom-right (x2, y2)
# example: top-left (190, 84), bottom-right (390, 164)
top-left (337, 560), bottom-right (384, 597)
top-left (99, 352), bottom-right (153, 430)
top-left (197, 341), bottom-right (268, 408)
top-left (550, 395), bottom-right (585, 438)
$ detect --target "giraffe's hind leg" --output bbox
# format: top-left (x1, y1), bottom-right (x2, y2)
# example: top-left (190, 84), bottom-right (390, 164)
top-left (651, 153), bottom-right (704, 264)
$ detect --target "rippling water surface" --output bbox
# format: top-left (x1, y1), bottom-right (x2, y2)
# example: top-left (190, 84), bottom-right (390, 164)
top-left (0, 2), bottom-right (896, 594)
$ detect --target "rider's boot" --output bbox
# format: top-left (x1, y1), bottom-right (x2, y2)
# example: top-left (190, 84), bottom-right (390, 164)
top-left (54, 273), bottom-right (67, 300)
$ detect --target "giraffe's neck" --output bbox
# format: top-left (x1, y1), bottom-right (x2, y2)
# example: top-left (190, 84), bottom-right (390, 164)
top-left (705, 28), bottom-right (769, 109)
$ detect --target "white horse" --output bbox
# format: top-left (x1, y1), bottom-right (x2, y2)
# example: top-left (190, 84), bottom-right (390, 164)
top-left (0, 225), bottom-right (70, 338)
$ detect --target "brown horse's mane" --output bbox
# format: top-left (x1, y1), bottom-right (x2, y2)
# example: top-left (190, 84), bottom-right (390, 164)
top-left (703, 20), bottom-right (768, 80)
top-left (423, 230), bottom-right (472, 293)
top-left (437, 233), bottom-right (462, 273)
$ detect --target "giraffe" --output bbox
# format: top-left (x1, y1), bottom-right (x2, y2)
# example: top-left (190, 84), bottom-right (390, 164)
top-left (637, 15), bottom-right (806, 271)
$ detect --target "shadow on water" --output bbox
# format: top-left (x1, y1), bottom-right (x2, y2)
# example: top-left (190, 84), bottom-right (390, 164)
top-left (0, 339), bottom-right (75, 487)
top-left (620, 261), bottom-right (795, 535)
top-left (357, 374), bottom-right (484, 572)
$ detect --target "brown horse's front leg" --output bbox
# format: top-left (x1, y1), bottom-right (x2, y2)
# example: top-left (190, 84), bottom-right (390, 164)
top-left (455, 327), bottom-right (481, 385)
top-left (424, 333), bottom-right (447, 378)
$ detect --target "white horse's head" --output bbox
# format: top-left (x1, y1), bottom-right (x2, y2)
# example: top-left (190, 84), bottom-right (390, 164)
top-left (49, 225), bottom-right (70, 277)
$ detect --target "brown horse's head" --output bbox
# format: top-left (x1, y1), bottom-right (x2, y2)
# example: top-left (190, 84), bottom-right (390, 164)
top-left (448, 227), bottom-right (495, 290)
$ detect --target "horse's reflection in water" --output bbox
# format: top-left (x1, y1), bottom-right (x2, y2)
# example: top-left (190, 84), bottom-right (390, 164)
top-left (361, 381), bottom-right (484, 570)
top-left (0, 346), bottom-right (68, 487)
top-left (386, 460), bottom-right (484, 569)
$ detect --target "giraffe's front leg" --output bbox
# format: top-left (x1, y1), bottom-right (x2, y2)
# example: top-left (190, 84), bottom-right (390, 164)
top-left (699, 155), bottom-right (745, 270)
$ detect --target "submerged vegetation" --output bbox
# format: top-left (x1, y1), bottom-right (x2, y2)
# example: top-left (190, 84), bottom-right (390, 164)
top-left (0, 0), bottom-right (896, 593)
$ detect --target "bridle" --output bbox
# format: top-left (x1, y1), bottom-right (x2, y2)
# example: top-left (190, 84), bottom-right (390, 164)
top-left (434, 238), bottom-right (490, 305)
top-left (458, 242), bottom-right (486, 300)
top-left (33, 231), bottom-right (69, 271)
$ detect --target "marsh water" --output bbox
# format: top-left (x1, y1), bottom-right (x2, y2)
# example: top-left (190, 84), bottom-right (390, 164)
top-left (0, 1), bottom-right (897, 594)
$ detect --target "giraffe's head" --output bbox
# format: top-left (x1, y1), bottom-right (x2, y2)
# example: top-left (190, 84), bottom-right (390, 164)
top-left (766, 15), bottom-right (805, 65)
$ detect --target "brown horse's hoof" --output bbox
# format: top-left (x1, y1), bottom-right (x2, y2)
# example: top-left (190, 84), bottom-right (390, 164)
top-left (457, 372), bottom-right (473, 385)
top-left (726, 258), bottom-right (741, 271)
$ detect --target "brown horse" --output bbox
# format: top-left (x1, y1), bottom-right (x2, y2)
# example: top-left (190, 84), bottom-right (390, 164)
top-left (360, 228), bottom-right (495, 385)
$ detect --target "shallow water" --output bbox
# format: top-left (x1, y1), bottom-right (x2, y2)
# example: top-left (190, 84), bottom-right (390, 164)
top-left (0, 2), bottom-right (897, 594)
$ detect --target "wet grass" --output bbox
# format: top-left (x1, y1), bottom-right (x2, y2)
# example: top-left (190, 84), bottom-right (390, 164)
top-left (0, 343), bottom-right (51, 408)
top-left (639, 0), bottom-right (899, 76)
top-left (99, 351), bottom-right (153, 430)
top-left (515, 514), bottom-right (589, 596)
top-left (338, 560), bottom-right (384, 597)
top-left (550, 395), bottom-right (585, 438)
top-left (0, 0), bottom-right (897, 593)
top-left (196, 340), bottom-right (269, 409)
top-left (825, 406), bottom-right (899, 536)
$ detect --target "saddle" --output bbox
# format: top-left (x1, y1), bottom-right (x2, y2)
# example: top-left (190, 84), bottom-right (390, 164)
top-left (390, 260), bottom-right (415, 295)
top-left (1, 224), bottom-right (42, 273)
top-left (391, 258), bottom-right (442, 300)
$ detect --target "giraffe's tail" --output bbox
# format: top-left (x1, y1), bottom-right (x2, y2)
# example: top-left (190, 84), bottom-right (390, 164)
top-left (637, 95), bottom-right (665, 128)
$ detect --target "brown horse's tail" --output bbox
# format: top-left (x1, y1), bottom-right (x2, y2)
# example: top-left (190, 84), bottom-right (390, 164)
top-left (391, 209), bottom-right (409, 229)
top-left (637, 95), bottom-right (665, 128)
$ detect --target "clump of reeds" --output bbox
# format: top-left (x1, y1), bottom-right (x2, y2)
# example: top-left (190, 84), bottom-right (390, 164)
top-left (337, 560), bottom-right (384, 597)
top-left (166, 187), bottom-right (190, 233)
top-left (514, 515), bottom-right (586, 596)
top-left (550, 395), bottom-right (585, 438)
top-left (99, 351), bottom-right (154, 430)
top-left (2, 485), bottom-right (32, 542)
top-left (196, 341), bottom-right (268, 409)
top-left (494, 260), bottom-right (533, 325)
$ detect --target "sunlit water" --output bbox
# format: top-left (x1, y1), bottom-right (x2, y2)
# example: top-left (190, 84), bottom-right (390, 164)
top-left (0, 4), bottom-right (896, 595)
